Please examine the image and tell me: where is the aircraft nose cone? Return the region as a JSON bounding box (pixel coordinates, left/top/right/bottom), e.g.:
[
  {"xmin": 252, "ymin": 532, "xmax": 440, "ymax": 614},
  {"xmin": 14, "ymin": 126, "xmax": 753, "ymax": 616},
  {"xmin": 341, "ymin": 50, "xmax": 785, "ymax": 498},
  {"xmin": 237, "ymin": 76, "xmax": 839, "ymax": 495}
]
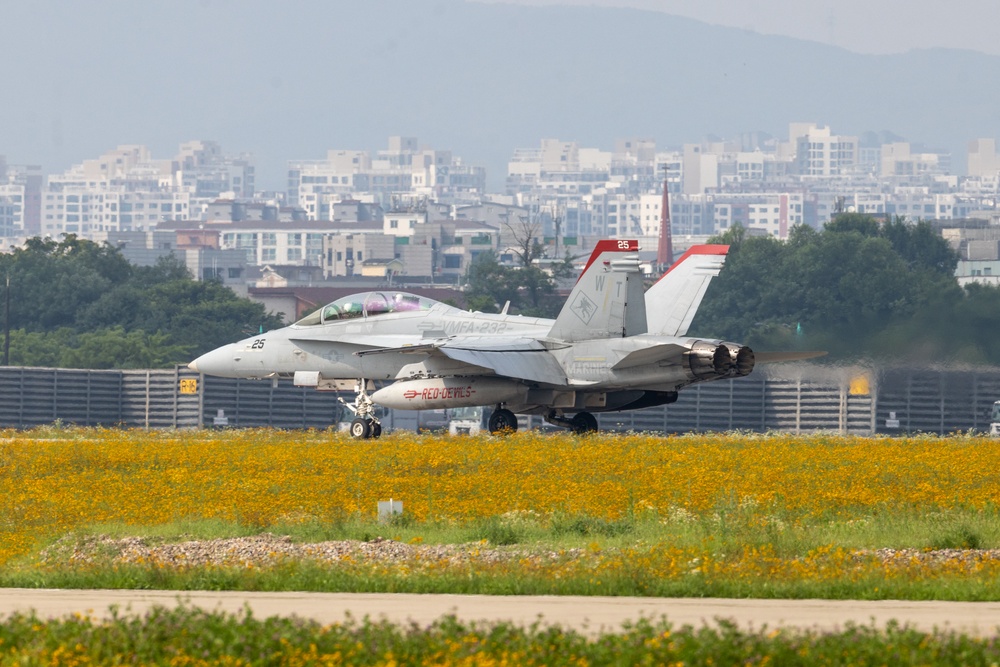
[{"xmin": 188, "ymin": 343, "xmax": 238, "ymax": 377}]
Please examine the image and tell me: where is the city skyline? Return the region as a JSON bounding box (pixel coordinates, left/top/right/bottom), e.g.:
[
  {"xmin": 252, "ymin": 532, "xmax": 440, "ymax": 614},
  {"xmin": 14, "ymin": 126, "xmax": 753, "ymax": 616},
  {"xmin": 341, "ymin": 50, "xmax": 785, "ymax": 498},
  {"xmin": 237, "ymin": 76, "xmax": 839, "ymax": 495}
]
[
  {"xmin": 3, "ymin": 0, "xmax": 1000, "ymax": 192},
  {"xmin": 10, "ymin": 123, "xmax": 1000, "ymax": 245}
]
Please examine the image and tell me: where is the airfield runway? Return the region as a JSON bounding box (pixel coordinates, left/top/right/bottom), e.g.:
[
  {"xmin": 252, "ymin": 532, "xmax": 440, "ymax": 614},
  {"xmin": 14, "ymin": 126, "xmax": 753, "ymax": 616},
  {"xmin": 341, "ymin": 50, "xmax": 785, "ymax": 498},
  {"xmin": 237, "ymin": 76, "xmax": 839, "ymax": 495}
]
[{"xmin": 2, "ymin": 590, "xmax": 1000, "ymax": 637}]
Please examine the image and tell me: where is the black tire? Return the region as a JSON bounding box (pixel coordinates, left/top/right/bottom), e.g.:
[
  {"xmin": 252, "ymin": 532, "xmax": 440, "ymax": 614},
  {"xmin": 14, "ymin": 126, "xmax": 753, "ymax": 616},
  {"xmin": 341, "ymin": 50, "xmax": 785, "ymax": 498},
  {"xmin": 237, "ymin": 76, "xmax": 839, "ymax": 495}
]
[
  {"xmin": 350, "ymin": 418, "xmax": 372, "ymax": 439},
  {"xmin": 570, "ymin": 411, "xmax": 599, "ymax": 434},
  {"xmin": 371, "ymin": 422, "xmax": 382, "ymax": 438},
  {"xmin": 488, "ymin": 408, "xmax": 518, "ymax": 434}
]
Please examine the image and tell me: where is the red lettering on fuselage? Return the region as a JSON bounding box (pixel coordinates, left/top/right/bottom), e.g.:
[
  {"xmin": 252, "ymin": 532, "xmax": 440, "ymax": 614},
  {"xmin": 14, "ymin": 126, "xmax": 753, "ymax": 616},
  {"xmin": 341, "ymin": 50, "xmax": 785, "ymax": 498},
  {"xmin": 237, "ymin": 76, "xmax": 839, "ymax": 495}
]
[{"xmin": 400, "ymin": 385, "xmax": 475, "ymax": 402}]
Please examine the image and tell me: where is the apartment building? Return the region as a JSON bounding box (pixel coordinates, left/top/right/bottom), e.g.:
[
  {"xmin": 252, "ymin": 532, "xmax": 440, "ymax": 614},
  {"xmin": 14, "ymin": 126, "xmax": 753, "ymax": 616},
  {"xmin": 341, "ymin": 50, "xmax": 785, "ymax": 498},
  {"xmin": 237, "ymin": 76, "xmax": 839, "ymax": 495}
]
[
  {"xmin": 176, "ymin": 140, "xmax": 255, "ymax": 198},
  {"xmin": 0, "ymin": 184, "xmax": 24, "ymax": 239},
  {"xmin": 506, "ymin": 139, "xmax": 614, "ymax": 196},
  {"xmin": 213, "ymin": 220, "xmax": 376, "ymax": 266},
  {"xmin": 880, "ymin": 143, "xmax": 950, "ymax": 177},
  {"xmin": 0, "ymin": 160, "xmax": 42, "ymax": 239},
  {"xmin": 42, "ymin": 179, "xmax": 191, "ymax": 236},
  {"xmin": 39, "ymin": 143, "xmax": 253, "ymax": 237},
  {"xmin": 968, "ymin": 139, "xmax": 1000, "ymax": 179},
  {"xmin": 323, "ymin": 233, "xmax": 396, "ymax": 278},
  {"xmin": 791, "ymin": 124, "xmax": 859, "ymax": 177},
  {"xmin": 289, "ymin": 137, "xmax": 486, "ymax": 215}
]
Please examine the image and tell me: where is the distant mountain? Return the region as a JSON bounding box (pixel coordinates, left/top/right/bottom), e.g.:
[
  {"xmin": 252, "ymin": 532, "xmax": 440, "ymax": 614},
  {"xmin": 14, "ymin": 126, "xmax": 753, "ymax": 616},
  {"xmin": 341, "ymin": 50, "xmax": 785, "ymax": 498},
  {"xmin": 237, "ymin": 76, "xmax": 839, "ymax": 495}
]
[{"xmin": 3, "ymin": 0, "xmax": 998, "ymax": 190}]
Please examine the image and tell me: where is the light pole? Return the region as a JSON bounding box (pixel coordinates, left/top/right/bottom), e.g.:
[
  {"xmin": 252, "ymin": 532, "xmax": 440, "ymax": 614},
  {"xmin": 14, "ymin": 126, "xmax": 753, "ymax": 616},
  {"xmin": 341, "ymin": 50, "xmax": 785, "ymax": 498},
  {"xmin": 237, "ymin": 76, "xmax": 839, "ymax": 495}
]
[{"xmin": 3, "ymin": 273, "xmax": 10, "ymax": 366}]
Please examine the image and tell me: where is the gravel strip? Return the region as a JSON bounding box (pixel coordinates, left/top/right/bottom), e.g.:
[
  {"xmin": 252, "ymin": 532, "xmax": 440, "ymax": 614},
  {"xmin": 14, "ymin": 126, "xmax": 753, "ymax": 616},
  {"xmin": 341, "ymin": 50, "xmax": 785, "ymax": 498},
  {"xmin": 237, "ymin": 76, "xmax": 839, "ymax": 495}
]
[
  {"xmin": 38, "ymin": 535, "xmax": 1000, "ymax": 571},
  {"xmin": 863, "ymin": 548, "xmax": 1000, "ymax": 565},
  {"xmin": 38, "ymin": 534, "xmax": 584, "ymax": 569}
]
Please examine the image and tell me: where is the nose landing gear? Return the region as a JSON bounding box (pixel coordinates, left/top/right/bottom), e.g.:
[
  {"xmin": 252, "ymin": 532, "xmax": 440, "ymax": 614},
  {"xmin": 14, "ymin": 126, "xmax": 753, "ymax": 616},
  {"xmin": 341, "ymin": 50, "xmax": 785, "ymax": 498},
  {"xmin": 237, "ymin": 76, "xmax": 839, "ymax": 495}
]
[{"xmin": 340, "ymin": 379, "xmax": 382, "ymax": 439}]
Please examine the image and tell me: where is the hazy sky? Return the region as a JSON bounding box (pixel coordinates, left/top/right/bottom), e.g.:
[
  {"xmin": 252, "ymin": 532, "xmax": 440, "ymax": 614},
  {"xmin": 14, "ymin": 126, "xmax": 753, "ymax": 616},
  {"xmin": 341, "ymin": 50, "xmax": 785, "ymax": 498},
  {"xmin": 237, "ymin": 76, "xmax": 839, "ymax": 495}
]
[
  {"xmin": 479, "ymin": 0, "xmax": 1000, "ymax": 55},
  {"xmin": 5, "ymin": 0, "xmax": 998, "ymax": 189}
]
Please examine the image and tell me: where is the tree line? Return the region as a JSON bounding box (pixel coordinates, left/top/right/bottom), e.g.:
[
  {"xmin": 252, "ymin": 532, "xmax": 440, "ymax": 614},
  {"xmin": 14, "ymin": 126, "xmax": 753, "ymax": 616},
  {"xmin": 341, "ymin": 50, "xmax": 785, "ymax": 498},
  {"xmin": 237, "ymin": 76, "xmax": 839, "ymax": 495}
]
[
  {"xmin": 464, "ymin": 213, "xmax": 1000, "ymax": 365},
  {"xmin": 2, "ymin": 236, "xmax": 282, "ymax": 369},
  {"xmin": 7, "ymin": 215, "xmax": 999, "ymax": 370},
  {"xmin": 691, "ymin": 214, "xmax": 1000, "ymax": 364}
]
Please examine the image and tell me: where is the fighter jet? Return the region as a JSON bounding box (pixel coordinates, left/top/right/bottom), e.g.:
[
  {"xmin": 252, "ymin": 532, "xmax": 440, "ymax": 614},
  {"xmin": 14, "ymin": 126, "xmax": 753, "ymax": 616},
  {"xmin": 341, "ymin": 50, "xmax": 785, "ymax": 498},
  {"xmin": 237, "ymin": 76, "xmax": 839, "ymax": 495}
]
[{"xmin": 189, "ymin": 240, "xmax": 755, "ymax": 438}]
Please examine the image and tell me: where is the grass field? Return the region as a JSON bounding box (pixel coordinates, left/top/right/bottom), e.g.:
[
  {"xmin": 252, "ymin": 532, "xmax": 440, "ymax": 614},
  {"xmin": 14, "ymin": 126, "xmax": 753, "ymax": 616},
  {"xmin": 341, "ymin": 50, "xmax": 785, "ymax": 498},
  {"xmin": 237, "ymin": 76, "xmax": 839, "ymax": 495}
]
[
  {"xmin": 6, "ymin": 426, "xmax": 1000, "ymax": 662},
  {"xmin": 3, "ymin": 427, "xmax": 1000, "ymax": 600},
  {"xmin": 4, "ymin": 606, "xmax": 1000, "ymax": 666}
]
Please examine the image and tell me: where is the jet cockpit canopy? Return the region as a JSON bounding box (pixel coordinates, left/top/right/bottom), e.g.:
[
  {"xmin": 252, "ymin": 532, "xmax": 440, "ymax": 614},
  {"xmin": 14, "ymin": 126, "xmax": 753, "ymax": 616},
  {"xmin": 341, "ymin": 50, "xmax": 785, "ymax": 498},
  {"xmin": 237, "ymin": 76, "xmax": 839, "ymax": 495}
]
[{"xmin": 294, "ymin": 291, "xmax": 438, "ymax": 326}]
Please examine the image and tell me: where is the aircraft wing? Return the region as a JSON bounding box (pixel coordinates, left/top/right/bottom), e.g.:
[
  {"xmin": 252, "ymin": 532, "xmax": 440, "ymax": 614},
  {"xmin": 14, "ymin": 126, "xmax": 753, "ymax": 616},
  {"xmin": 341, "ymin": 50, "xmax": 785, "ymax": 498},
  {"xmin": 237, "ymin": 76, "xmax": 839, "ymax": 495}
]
[
  {"xmin": 358, "ymin": 336, "xmax": 567, "ymax": 385},
  {"xmin": 437, "ymin": 336, "xmax": 567, "ymax": 385}
]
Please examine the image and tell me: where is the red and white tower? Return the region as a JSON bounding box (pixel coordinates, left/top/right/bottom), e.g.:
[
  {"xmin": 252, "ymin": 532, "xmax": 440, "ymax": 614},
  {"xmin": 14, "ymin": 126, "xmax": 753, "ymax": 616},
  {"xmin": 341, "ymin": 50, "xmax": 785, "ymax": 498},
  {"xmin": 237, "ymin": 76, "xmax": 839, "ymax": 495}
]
[{"xmin": 656, "ymin": 177, "xmax": 674, "ymax": 270}]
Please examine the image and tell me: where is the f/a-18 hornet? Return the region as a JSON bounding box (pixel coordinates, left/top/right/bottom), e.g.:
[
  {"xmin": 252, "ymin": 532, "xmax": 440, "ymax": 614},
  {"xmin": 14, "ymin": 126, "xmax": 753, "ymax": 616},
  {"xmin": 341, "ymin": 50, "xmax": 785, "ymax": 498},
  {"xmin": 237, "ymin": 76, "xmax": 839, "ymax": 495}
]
[{"xmin": 190, "ymin": 240, "xmax": 785, "ymax": 438}]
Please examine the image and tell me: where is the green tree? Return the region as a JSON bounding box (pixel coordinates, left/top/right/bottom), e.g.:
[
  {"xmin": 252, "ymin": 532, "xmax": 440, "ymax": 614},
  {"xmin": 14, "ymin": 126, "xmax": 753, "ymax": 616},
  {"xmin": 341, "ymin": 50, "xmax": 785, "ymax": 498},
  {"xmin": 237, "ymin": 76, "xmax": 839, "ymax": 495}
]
[
  {"xmin": 462, "ymin": 251, "xmax": 560, "ymax": 317},
  {"xmin": 463, "ymin": 251, "xmax": 520, "ymax": 313},
  {"xmin": 691, "ymin": 216, "xmax": 976, "ymax": 361},
  {"xmin": 688, "ymin": 225, "xmax": 788, "ymax": 344},
  {"xmin": 2, "ymin": 237, "xmax": 282, "ymax": 368},
  {"xmin": 0, "ymin": 235, "xmax": 135, "ymax": 332}
]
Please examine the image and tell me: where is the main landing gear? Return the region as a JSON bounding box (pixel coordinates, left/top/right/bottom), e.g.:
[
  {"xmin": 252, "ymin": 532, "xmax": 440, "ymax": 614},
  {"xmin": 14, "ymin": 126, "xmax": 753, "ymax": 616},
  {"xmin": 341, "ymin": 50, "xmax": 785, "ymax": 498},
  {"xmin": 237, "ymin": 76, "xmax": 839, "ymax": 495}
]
[
  {"xmin": 547, "ymin": 410, "xmax": 599, "ymax": 434},
  {"xmin": 339, "ymin": 379, "xmax": 382, "ymax": 439},
  {"xmin": 488, "ymin": 407, "xmax": 518, "ymax": 434}
]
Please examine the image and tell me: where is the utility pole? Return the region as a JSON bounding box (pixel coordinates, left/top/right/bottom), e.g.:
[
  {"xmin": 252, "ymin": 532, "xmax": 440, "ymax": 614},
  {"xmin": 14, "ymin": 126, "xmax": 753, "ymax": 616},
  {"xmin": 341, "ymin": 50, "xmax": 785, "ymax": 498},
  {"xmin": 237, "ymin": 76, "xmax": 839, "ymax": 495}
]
[
  {"xmin": 554, "ymin": 206, "xmax": 561, "ymax": 258},
  {"xmin": 3, "ymin": 273, "xmax": 10, "ymax": 366}
]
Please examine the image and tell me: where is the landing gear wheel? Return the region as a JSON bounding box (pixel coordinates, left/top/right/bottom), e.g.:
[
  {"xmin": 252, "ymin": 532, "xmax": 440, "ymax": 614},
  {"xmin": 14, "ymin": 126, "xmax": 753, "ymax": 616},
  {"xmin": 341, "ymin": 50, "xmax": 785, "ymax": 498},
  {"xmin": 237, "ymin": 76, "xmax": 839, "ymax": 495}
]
[
  {"xmin": 340, "ymin": 379, "xmax": 381, "ymax": 439},
  {"xmin": 570, "ymin": 411, "xmax": 599, "ymax": 434},
  {"xmin": 488, "ymin": 408, "xmax": 518, "ymax": 434},
  {"xmin": 350, "ymin": 417, "xmax": 372, "ymax": 439}
]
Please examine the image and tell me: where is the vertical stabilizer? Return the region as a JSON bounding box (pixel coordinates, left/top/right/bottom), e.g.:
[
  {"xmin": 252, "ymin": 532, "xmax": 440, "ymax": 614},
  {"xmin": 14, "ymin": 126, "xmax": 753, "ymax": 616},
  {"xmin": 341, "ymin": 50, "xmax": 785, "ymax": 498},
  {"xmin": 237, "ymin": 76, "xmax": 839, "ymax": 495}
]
[
  {"xmin": 548, "ymin": 240, "xmax": 647, "ymax": 342},
  {"xmin": 645, "ymin": 244, "xmax": 728, "ymax": 336}
]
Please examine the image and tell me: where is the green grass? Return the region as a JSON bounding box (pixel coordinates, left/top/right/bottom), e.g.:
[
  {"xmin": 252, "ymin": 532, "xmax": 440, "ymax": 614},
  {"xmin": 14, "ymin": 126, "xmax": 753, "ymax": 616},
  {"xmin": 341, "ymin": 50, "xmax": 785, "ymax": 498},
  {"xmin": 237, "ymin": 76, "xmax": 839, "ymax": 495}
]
[
  {"xmin": 1, "ymin": 606, "xmax": 998, "ymax": 666},
  {"xmin": 6, "ymin": 509, "xmax": 1000, "ymax": 659},
  {"xmin": 9, "ymin": 559, "xmax": 1000, "ymax": 601},
  {"xmin": 5, "ymin": 508, "xmax": 1000, "ymax": 600},
  {"xmin": 32, "ymin": 504, "xmax": 1000, "ymax": 555}
]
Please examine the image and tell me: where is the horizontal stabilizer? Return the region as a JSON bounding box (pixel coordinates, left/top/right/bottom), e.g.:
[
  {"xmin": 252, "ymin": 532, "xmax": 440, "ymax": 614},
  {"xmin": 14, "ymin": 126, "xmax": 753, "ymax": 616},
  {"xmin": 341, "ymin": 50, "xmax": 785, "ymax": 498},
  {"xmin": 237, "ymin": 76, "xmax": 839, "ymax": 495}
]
[{"xmin": 754, "ymin": 351, "xmax": 827, "ymax": 363}]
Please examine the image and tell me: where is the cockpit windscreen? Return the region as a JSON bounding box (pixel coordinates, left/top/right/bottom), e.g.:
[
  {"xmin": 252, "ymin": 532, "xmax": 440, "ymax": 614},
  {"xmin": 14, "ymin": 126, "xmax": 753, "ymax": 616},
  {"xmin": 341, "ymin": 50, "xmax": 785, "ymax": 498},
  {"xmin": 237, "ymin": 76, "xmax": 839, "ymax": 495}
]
[{"xmin": 294, "ymin": 291, "xmax": 438, "ymax": 326}]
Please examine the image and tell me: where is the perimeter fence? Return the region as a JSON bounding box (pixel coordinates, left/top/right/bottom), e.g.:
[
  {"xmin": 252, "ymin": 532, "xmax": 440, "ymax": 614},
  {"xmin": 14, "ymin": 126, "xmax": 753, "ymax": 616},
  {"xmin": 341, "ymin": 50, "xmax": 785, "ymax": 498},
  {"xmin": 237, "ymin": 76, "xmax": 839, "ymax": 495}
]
[{"xmin": 0, "ymin": 364, "xmax": 996, "ymax": 435}]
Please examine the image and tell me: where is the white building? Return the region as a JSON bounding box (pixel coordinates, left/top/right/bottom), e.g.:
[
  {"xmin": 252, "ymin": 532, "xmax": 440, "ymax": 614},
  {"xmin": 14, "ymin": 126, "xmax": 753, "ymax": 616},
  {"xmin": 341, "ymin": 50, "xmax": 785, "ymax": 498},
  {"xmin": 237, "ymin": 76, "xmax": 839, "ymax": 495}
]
[
  {"xmin": 289, "ymin": 137, "xmax": 485, "ymax": 215},
  {"xmin": 42, "ymin": 179, "xmax": 190, "ymax": 236},
  {"xmin": 38, "ymin": 142, "xmax": 255, "ymax": 237},
  {"xmin": 176, "ymin": 140, "xmax": 255, "ymax": 198},
  {"xmin": 880, "ymin": 143, "xmax": 949, "ymax": 177},
  {"xmin": 790, "ymin": 124, "xmax": 859, "ymax": 177},
  {"xmin": 383, "ymin": 209, "xmax": 427, "ymax": 238},
  {"xmin": 968, "ymin": 138, "xmax": 1000, "ymax": 178},
  {"xmin": 0, "ymin": 183, "xmax": 25, "ymax": 239},
  {"xmin": 216, "ymin": 221, "xmax": 363, "ymax": 266}
]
